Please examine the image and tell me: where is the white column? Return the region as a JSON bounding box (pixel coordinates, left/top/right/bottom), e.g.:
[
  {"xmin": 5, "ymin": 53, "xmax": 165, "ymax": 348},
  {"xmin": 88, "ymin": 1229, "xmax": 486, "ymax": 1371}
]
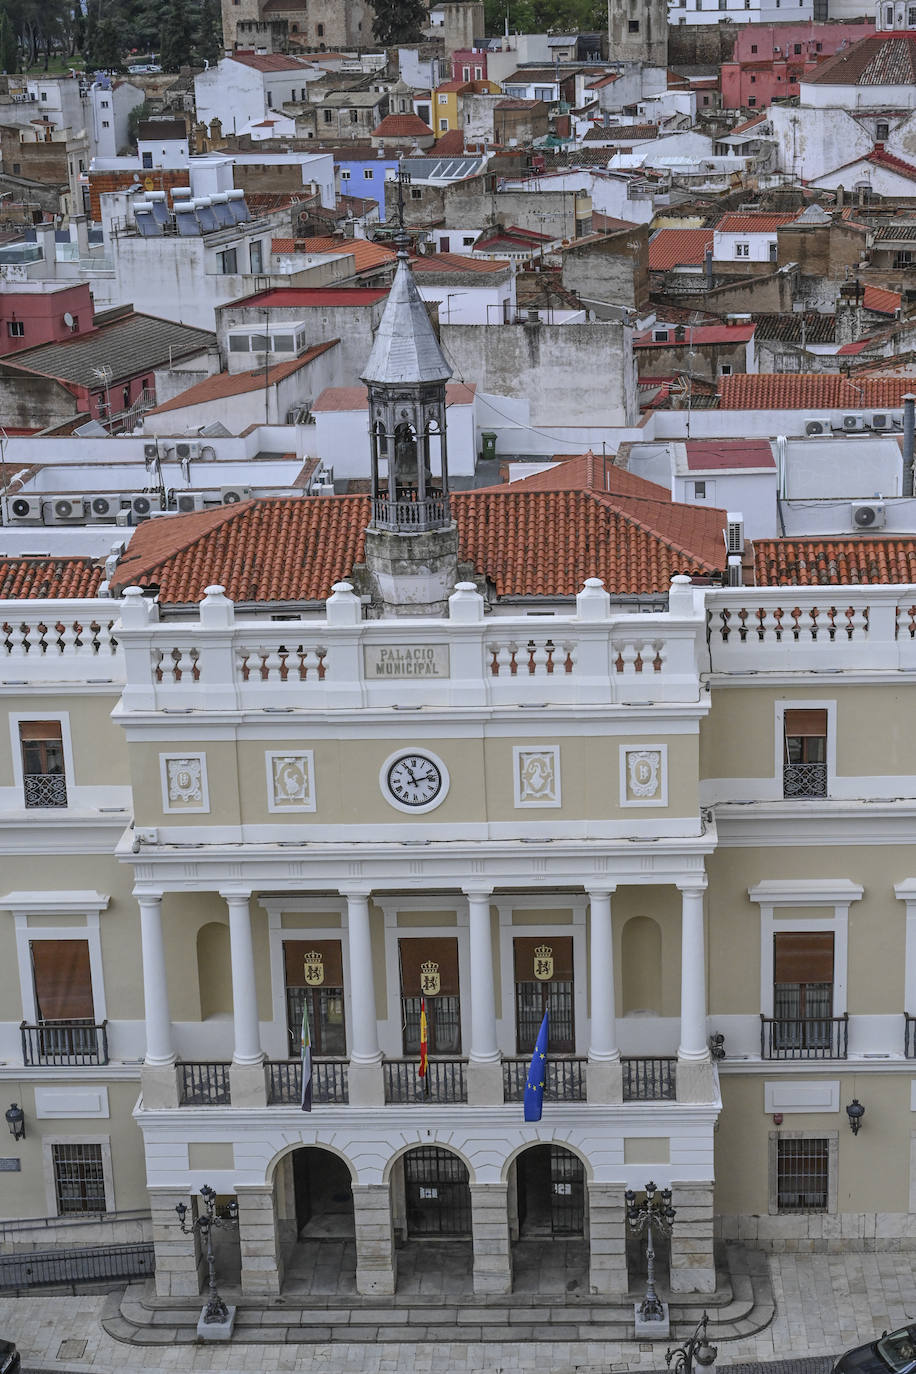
[
  {"xmin": 678, "ymin": 881, "xmax": 709, "ymax": 1061},
  {"xmin": 345, "ymin": 889, "xmax": 382, "ymax": 1064},
  {"xmin": 137, "ymin": 892, "xmax": 175, "ymax": 1066},
  {"xmin": 586, "ymin": 885, "xmax": 619, "ymax": 1062},
  {"xmin": 223, "ymin": 890, "xmax": 264, "ymax": 1065},
  {"xmin": 464, "ymin": 886, "xmax": 499, "ymax": 1064}
]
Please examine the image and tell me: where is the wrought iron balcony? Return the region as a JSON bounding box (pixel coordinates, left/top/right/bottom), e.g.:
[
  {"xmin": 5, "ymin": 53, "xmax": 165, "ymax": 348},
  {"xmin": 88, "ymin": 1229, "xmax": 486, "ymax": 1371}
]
[
  {"xmin": 782, "ymin": 763, "xmax": 827, "ymax": 798},
  {"xmin": 760, "ymin": 1012, "xmax": 848, "ymax": 1059},
  {"xmin": 20, "ymin": 1020, "xmax": 108, "ymax": 1066},
  {"xmin": 621, "ymin": 1056, "xmax": 677, "ymax": 1101},
  {"xmin": 384, "ymin": 1057, "xmax": 467, "ymax": 1104},
  {"xmin": 23, "ymin": 773, "xmax": 67, "ymax": 808},
  {"xmin": 502, "ymin": 1056, "xmax": 586, "ymax": 1102},
  {"xmin": 371, "ymin": 493, "xmax": 450, "ymax": 533},
  {"xmin": 267, "ymin": 1058, "xmax": 349, "ymax": 1105},
  {"xmin": 178, "ymin": 1062, "xmax": 231, "ymax": 1105}
]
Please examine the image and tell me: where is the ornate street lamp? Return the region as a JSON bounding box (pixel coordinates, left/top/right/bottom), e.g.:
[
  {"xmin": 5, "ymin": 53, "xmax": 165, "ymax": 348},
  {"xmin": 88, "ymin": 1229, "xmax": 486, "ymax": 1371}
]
[
  {"xmin": 626, "ymin": 1180, "xmax": 676, "ymax": 1325},
  {"xmin": 846, "ymin": 1099, "xmax": 865, "ymax": 1135},
  {"xmin": 5, "ymin": 1104, "xmax": 24, "ymax": 1141},
  {"xmin": 175, "ymin": 1184, "xmax": 239, "ymax": 1338},
  {"xmin": 667, "ymin": 1311, "xmax": 718, "ymax": 1374}
]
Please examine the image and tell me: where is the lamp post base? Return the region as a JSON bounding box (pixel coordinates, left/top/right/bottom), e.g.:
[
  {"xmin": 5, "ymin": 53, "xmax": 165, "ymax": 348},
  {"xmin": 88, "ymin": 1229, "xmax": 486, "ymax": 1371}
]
[
  {"xmin": 197, "ymin": 1304, "xmax": 236, "ymax": 1341},
  {"xmin": 634, "ymin": 1301, "xmax": 670, "ymax": 1340}
]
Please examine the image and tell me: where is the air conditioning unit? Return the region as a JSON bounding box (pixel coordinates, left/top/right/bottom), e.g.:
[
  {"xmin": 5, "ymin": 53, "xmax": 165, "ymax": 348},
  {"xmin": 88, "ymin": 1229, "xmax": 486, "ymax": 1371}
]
[
  {"xmin": 851, "ymin": 501, "xmax": 886, "ymax": 530},
  {"xmin": 220, "ymin": 486, "xmax": 252, "ymax": 504},
  {"xmin": 4, "ymin": 494, "xmax": 42, "ymax": 524},
  {"xmin": 130, "ymin": 492, "xmax": 162, "ymax": 522},
  {"xmin": 176, "ymin": 491, "xmax": 206, "ymax": 514},
  {"xmin": 842, "ymin": 413, "xmax": 866, "ymax": 432},
  {"xmin": 804, "ymin": 416, "xmax": 832, "ymax": 436},
  {"xmin": 725, "ymin": 512, "xmax": 744, "ymax": 555},
  {"xmin": 175, "ymin": 440, "xmax": 200, "ymax": 461},
  {"xmin": 869, "ymin": 411, "xmax": 896, "ymax": 430},
  {"xmin": 46, "ymin": 496, "xmax": 86, "ymax": 524},
  {"xmin": 87, "ymin": 494, "xmax": 122, "ymax": 523},
  {"xmin": 286, "ymin": 406, "xmax": 312, "ymax": 425},
  {"xmin": 143, "ymin": 442, "xmax": 158, "ymax": 461}
]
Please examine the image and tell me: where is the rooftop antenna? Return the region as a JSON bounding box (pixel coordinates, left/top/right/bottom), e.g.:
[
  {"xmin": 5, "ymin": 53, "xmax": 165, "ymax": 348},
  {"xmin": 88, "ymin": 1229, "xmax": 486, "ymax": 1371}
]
[{"xmin": 394, "ymin": 161, "xmax": 411, "ymax": 256}]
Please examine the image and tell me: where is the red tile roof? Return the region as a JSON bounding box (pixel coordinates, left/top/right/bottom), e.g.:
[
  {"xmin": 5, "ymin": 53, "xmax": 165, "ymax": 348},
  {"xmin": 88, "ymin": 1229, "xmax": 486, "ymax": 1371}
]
[
  {"xmin": 273, "ymin": 236, "xmax": 396, "ymax": 273},
  {"xmin": 232, "ymin": 286, "xmax": 388, "ymax": 309},
  {"xmin": 802, "ymin": 32, "xmax": 916, "ymax": 86},
  {"xmin": 648, "ymin": 228, "xmax": 714, "ymax": 271},
  {"xmin": 685, "ymin": 439, "xmax": 775, "ymax": 470},
  {"xmin": 433, "ymin": 129, "xmax": 466, "ymax": 155},
  {"xmin": 411, "ymin": 252, "xmax": 510, "ymax": 273},
  {"xmin": 868, "ymin": 147, "xmax": 916, "ymax": 182},
  {"xmin": 0, "ymin": 557, "xmax": 103, "ymax": 599},
  {"xmin": 147, "ymin": 343, "xmax": 339, "ymax": 415},
  {"xmin": 109, "ymin": 481, "xmax": 727, "ymax": 605},
  {"xmin": 755, "ymin": 538, "xmax": 916, "ymax": 586},
  {"xmin": 371, "ymin": 113, "xmax": 434, "ymax": 138},
  {"xmin": 719, "ymin": 372, "xmax": 915, "ymax": 409},
  {"xmin": 715, "ymin": 212, "xmax": 797, "ymax": 233},
  {"xmin": 230, "ymin": 52, "xmax": 314, "ymax": 72}
]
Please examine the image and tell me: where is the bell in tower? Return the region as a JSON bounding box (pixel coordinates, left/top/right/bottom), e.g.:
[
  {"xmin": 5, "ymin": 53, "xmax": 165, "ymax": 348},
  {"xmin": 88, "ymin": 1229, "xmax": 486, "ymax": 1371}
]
[{"xmin": 361, "ymin": 169, "xmax": 459, "ymax": 618}]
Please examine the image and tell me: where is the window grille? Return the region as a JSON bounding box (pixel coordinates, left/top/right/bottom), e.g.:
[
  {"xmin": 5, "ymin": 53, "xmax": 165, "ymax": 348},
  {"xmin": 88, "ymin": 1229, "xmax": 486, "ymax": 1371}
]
[
  {"xmin": 777, "ymin": 1137, "xmax": 828, "ymax": 1211},
  {"xmin": 52, "ymin": 1142, "xmax": 106, "ymax": 1215}
]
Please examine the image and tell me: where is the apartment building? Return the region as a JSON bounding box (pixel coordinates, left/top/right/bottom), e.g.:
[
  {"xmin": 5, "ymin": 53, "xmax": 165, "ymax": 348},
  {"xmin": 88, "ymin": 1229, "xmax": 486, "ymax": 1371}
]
[{"xmin": 3, "ymin": 253, "xmax": 916, "ymax": 1305}]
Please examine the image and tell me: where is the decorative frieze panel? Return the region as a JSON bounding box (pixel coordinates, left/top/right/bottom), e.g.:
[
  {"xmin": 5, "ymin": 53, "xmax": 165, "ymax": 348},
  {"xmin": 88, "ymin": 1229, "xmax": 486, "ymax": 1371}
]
[
  {"xmin": 513, "ymin": 746, "xmax": 561, "ymax": 808},
  {"xmin": 619, "ymin": 745, "xmax": 668, "ymax": 808},
  {"xmin": 266, "ymin": 751, "xmax": 316, "ymax": 813},
  {"xmin": 160, "ymin": 753, "xmax": 209, "ymax": 814}
]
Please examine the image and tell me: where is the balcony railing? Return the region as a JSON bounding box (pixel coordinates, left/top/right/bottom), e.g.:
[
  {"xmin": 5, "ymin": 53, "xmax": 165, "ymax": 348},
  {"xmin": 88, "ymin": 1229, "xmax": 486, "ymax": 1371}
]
[
  {"xmin": 384, "ymin": 1058, "xmax": 468, "ymax": 1103},
  {"xmin": 178, "ymin": 1062, "xmax": 231, "ymax": 1105},
  {"xmin": 782, "ymin": 762, "xmax": 827, "ymax": 798},
  {"xmin": 622, "ymin": 1056, "xmax": 676, "ymax": 1101},
  {"xmin": 371, "ymin": 494, "xmax": 451, "ymax": 533},
  {"xmin": 21, "ymin": 1020, "xmax": 108, "ymax": 1066},
  {"xmin": 906, "ymin": 1014, "xmax": 916, "ymax": 1059},
  {"xmin": 267, "ymin": 1058, "xmax": 349, "ymax": 1105},
  {"xmin": 23, "ymin": 773, "xmax": 67, "ymax": 808},
  {"xmin": 760, "ymin": 1013, "xmax": 848, "ymax": 1060},
  {"xmin": 502, "ymin": 1056, "xmax": 586, "ymax": 1102}
]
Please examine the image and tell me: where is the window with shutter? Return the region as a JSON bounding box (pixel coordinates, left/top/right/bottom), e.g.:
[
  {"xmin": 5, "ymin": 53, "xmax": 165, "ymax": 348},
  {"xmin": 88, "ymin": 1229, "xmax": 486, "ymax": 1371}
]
[
  {"xmin": 783, "ymin": 708, "xmax": 828, "ymax": 797},
  {"xmin": 513, "ymin": 936, "xmax": 574, "ymax": 1053},
  {"xmin": 19, "ymin": 721, "xmax": 67, "ymax": 808},
  {"xmin": 283, "ymin": 940, "xmax": 345, "ymax": 1057},
  {"xmin": 399, "ymin": 938, "xmax": 461, "ymax": 1054},
  {"xmin": 773, "ymin": 931, "xmax": 833, "ymax": 1050}
]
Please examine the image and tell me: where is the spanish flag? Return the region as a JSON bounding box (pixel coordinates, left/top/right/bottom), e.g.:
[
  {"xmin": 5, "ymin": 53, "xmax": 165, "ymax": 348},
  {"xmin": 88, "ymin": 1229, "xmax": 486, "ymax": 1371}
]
[{"xmin": 418, "ymin": 997, "xmax": 430, "ymax": 1095}]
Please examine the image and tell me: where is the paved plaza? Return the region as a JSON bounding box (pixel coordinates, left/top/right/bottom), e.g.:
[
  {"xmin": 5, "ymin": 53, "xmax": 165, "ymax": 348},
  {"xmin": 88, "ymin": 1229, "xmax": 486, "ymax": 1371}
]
[{"xmin": 3, "ymin": 1250, "xmax": 916, "ymax": 1374}]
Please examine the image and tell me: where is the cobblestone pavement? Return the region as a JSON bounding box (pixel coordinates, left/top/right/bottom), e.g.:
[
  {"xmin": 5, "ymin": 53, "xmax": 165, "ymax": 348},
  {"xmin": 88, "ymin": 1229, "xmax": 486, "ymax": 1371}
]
[{"xmin": 5, "ymin": 1252, "xmax": 916, "ymax": 1374}]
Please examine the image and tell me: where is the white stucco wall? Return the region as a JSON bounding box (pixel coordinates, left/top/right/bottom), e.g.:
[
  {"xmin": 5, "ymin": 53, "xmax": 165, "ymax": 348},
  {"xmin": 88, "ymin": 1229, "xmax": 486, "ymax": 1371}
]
[
  {"xmin": 767, "ymin": 103, "xmax": 873, "ymax": 180},
  {"xmin": 313, "ymin": 399, "xmax": 478, "ymax": 478}
]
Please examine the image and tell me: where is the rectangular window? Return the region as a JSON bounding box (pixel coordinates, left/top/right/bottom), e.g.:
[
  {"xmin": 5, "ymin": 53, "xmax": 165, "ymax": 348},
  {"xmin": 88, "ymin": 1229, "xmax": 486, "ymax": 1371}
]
[
  {"xmin": 363, "ymin": 168, "xmax": 373, "ymax": 179},
  {"xmin": 748, "ymin": 96, "xmax": 756, "ymax": 106},
  {"xmin": 654, "ymin": 328, "xmax": 668, "ymax": 341},
  {"xmin": 439, "ymin": 118, "xmax": 449, "ymax": 131},
  {"xmin": 27, "ymin": 938, "xmax": 102, "ymax": 1064},
  {"xmin": 783, "ymin": 708, "xmax": 827, "ymax": 797},
  {"xmin": 323, "ymin": 108, "xmax": 333, "ymax": 123},
  {"xmin": 877, "ymin": 122, "xmax": 889, "ymax": 140},
  {"xmin": 101, "ymin": 120, "xmax": 109, "ymax": 128},
  {"xmin": 411, "ymin": 187, "xmax": 422, "ymax": 199},
  {"xmin": 19, "ymin": 720, "xmax": 66, "ymax": 807},
  {"xmin": 141, "ymin": 151, "xmax": 153, "ymax": 169},
  {"xmin": 474, "ymin": 66, "xmax": 482, "ymax": 78},
  {"xmin": 266, "ymin": 91, "xmax": 273, "ymax": 107},
  {"xmin": 750, "ymin": 74, "xmax": 756, "ymax": 83},
  {"xmin": 750, "ymin": 43, "xmax": 758, "ymax": 51},
  {"xmin": 52, "ymin": 1142, "xmax": 106, "ymax": 1215},
  {"xmin": 399, "ymin": 938, "xmax": 461, "ymax": 1055},
  {"xmin": 438, "ymin": 94, "xmax": 449, "ymax": 104},
  {"xmin": 794, "ymin": 42, "xmax": 802, "ymax": 53},
  {"xmin": 462, "ymin": 65, "xmax": 470, "ymax": 79},
  {"xmin": 693, "ymin": 481, "xmax": 707, "ymax": 498},
  {"xmin": 249, "ymin": 240, "xmax": 263, "ymax": 275},
  {"xmin": 340, "ymin": 168, "xmax": 351, "ymax": 180},
  {"xmin": 7, "ymin": 320, "xmax": 24, "ymax": 337},
  {"xmin": 776, "ymin": 1137, "xmax": 829, "ymax": 1212},
  {"xmin": 218, "ymin": 248, "xmax": 238, "ymax": 274},
  {"xmin": 720, "ymin": 364, "xmax": 732, "ymax": 376},
  {"xmin": 514, "ymin": 936, "xmax": 574, "ymax": 1054},
  {"xmin": 773, "ymin": 930, "xmax": 834, "ymax": 1052},
  {"xmin": 283, "ymin": 940, "xmax": 346, "ymax": 1057},
  {"xmin": 228, "ymin": 333, "xmax": 250, "ymax": 352},
  {"xmin": 628, "ymin": 18, "xmax": 640, "ymax": 30},
  {"xmin": 735, "ymin": 243, "xmax": 750, "ymax": 257},
  {"xmin": 350, "ymin": 109, "xmax": 358, "ymax": 124}
]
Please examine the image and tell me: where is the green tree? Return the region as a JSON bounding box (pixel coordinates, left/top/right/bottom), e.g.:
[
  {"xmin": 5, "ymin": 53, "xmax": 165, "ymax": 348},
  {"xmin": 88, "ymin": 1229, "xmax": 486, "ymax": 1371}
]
[
  {"xmin": 0, "ymin": 7, "xmax": 18, "ymax": 71},
  {"xmin": 372, "ymin": 0, "xmax": 427, "ymax": 44},
  {"xmin": 126, "ymin": 96, "xmax": 151, "ymax": 144},
  {"xmin": 83, "ymin": 7, "xmax": 126, "ymax": 70},
  {"xmin": 195, "ymin": 0, "xmax": 221, "ymax": 65},
  {"xmin": 159, "ymin": 0, "xmax": 192, "ymax": 71}
]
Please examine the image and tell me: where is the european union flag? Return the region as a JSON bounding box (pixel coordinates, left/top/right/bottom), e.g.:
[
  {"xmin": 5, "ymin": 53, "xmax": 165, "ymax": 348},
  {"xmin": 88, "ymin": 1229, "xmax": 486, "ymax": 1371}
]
[{"xmin": 524, "ymin": 1010, "xmax": 549, "ymax": 1122}]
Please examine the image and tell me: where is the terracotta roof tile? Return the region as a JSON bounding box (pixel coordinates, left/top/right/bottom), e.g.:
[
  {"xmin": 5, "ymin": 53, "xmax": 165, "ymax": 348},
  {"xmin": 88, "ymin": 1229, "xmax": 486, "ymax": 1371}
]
[
  {"xmin": 0, "ymin": 556, "xmax": 103, "ymax": 599},
  {"xmin": 719, "ymin": 372, "xmax": 915, "ymax": 408},
  {"xmin": 272, "ymin": 236, "xmax": 396, "ymax": 273},
  {"xmin": 146, "ymin": 343, "xmax": 340, "ymax": 415},
  {"xmin": 863, "ymin": 283, "xmax": 902, "ymax": 315},
  {"xmin": 109, "ymin": 483, "xmax": 727, "ymax": 605},
  {"xmin": 371, "ymin": 113, "xmax": 434, "ymax": 137},
  {"xmin": 648, "ymin": 228, "xmax": 714, "ymax": 271},
  {"xmin": 755, "ymin": 537, "xmax": 916, "ymax": 586},
  {"xmin": 715, "ymin": 212, "xmax": 797, "ymax": 233},
  {"xmin": 410, "ymin": 252, "xmax": 510, "ymax": 273}
]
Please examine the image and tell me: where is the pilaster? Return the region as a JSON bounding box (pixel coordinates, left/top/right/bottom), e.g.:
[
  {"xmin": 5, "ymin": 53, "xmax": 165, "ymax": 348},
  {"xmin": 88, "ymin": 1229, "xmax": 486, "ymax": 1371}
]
[
  {"xmin": 669, "ymin": 1181, "xmax": 716, "ymax": 1294},
  {"xmin": 229, "ymin": 1061, "xmax": 269, "ymax": 1107},
  {"xmin": 587, "ymin": 1181, "xmax": 628, "ymax": 1296},
  {"xmin": 236, "ymin": 1184, "xmax": 283, "ymax": 1297},
  {"xmin": 141, "ymin": 1063, "xmax": 180, "ymax": 1109},
  {"xmin": 353, "ymin": 1183, "xmax": 397, "ymax": 1295},
  {"xmin": 470, "ymin": 1183, "xmax": 512, "ymax": 1295},
  {"xmin": 149, "ymin": 1187, "xmax": 205, "ymax": 1298}
]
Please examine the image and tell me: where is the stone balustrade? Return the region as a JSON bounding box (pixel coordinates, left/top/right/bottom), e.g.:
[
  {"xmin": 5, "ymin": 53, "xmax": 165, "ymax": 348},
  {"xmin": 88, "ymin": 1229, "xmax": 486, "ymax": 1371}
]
[{"xmin": 0, "ymin": 600, "xmax": 122, "ymax": 683}]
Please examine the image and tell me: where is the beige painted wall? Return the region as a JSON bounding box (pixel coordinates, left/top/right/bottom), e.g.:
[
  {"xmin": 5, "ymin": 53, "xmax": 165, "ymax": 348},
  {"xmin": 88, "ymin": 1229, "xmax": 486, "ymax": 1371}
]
[{"xmin": 0, "ymin": 693, "xmax": 128, "ymax": 787}]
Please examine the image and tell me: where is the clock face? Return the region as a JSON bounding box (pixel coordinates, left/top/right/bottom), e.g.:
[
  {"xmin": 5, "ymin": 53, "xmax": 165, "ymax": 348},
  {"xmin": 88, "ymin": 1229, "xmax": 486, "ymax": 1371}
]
[{"xmin": 385, "ymin": 753, "xmax": 443, "ymax": 808}]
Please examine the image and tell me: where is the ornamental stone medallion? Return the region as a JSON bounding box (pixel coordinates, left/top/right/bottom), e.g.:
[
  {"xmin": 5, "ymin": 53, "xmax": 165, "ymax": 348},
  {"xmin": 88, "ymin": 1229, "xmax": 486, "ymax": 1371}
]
[
  {"xmin": 161, "ymin": 754, "xmax": 209, "ymax": 812},
  {"xmin": 622, "ymin": 746, "xmax": 666, "ymax": 805},
  {"xmin": 514, "ymin": 746, "xmax": 561, "ymax": 807},
  {"xmin": 267, "ymin": 752, "xmax": 315, "ymax": 812}
]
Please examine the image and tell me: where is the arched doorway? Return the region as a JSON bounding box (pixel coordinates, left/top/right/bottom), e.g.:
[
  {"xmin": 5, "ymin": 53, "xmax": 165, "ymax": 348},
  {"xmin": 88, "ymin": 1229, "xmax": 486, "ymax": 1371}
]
[
  {"xmin": 391, "ymin": 1146, "xmax": 473, "ymax": 1295},
  {"xmin": 277, "ymin": 1147, "xmax": 356, "ymax": 1294},
  {"xmin": 509, "ymin": 1144, "xmax": 588, "ymax": 1294}
]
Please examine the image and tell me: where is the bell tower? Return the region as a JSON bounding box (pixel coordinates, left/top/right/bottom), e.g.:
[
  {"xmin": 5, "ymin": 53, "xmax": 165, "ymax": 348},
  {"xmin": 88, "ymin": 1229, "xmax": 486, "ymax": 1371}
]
[
  {"xmin": 362, "ymin": 170, "xmax": 459, "ymax": 618},
  {"xmin": 608, "ymin": 0, "xmax": 668, "ymax": 68}
]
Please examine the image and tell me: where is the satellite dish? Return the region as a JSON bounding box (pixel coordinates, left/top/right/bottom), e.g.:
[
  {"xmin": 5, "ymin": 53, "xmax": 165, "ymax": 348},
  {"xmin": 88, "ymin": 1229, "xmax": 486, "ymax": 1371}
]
[{"xmin": 63, "ymin": 311, "xmax": 74, "ymax": 328}]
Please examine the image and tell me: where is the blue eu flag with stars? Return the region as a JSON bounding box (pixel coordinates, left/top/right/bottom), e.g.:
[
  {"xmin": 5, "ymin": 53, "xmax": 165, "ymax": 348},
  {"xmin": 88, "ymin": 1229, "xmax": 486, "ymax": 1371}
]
[{"xmin": 524, "ymin": 1010, "xmax": 549, "ymax": 1122}]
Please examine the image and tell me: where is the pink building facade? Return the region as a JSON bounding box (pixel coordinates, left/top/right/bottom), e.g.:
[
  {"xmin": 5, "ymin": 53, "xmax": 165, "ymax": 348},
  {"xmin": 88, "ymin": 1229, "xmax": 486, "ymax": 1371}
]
[{"xmin": 721, "ymin": 20, "xmax": 875, "ymax": 108}]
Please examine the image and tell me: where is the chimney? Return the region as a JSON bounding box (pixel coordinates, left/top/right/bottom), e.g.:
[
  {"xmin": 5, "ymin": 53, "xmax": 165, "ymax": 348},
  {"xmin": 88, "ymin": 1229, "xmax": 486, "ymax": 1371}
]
[
  {"xmin": 71, "ymin": 213, "xmax": 90, "ymax": 257},
  {"xmin": 33, "ymin": 220, "xmax": 56, "ymax": 274},
  {"xmin": 904, "ymin": 392, "xmax": 915, "ymax": 498}
]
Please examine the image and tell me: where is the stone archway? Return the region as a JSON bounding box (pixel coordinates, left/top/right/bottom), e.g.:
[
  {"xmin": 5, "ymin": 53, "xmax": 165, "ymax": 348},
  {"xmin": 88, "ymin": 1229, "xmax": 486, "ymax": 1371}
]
[
  {"xmin": 274, "ymin": 1146, "xmax": 356, "ymax": 1296},
  {"xmin": 390, "ymin": 1145, "xmax": 473, "ymax": 1296}
]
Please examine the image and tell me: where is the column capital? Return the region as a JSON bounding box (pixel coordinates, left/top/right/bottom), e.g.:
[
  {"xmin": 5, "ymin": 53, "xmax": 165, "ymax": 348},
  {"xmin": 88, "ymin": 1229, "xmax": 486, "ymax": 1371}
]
[
  {"xmin": 677, "ymin": 877, "xmax": 708, "ymax": 896},
  {"xmin": 133, "ymin": 888, "xmax": 164, "ymax": 903},
  {"xmin": 340, "ymin": 886, "xmax": 372, "ymax": 901},
  {"xmin": 585, "ymin": 883, "xmax": 617, "ymax": 899},
  {"xmin": 219, "ymin": 887, "xmax": 253, "ymax": 903},
  {"xmin": 462, "ymin": 885, "xmax": 494, "ymax": 900}
]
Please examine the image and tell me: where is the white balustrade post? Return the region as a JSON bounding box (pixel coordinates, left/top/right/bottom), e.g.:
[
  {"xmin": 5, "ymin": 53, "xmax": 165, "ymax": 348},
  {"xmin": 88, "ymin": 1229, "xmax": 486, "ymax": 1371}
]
[
  {"xmin": 344, "ymin": 888, "xmax": 384, "ymax": 1106},
  {"xmin": 223, "ymin": 889, "xmax": 267, "ymax": 1106},
  {"xmin": 677, "ymin": 879, "xmax": 714, "ymax": 1103},
  {"xmin": 137, "ymin": 891, "xmax": 179, "ymax": 1108},
  {"xmin": 586, "ymin": 885, "xmax": 622, "ymax": 1103},
  {"xmin": 464, "ymin": 887, "xmax": 501, "ymax": 1104}
]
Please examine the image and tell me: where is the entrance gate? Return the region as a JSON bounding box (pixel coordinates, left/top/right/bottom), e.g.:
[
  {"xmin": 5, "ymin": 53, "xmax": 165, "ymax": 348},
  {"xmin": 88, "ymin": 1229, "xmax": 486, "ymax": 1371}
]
[
  {"xmin": 517, "ymin": 1144, "xmax": 585, "ymax": 1236},
  {"xmin": 404, "ymin": 1147, "xmax": 471, "ymax": 1237}
]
